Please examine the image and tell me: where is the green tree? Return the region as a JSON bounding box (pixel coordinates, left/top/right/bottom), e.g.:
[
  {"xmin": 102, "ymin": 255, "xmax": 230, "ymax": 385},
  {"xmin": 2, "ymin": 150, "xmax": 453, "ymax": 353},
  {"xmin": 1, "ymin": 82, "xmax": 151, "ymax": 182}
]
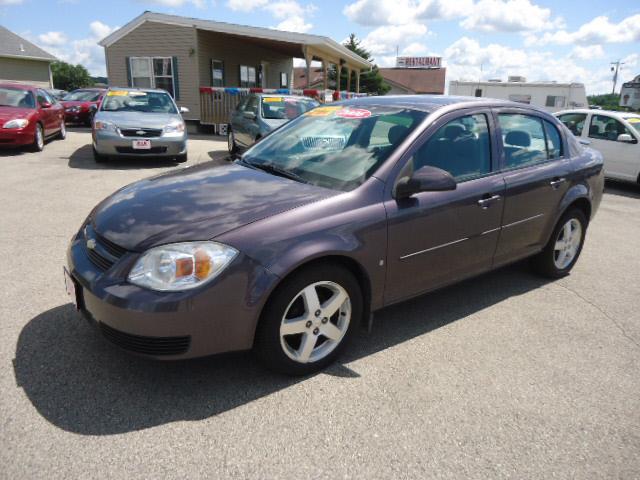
[
  {"xmin": 587, "ymin": 93, "xmax": 625, "ymax": 111},
  {"xmin": 330, "ymin": 34, "xmax": 390, "ymax": 96},
  {"xmin": 51, "ymin": 61, "xmax": 93, "ymax": 91}
]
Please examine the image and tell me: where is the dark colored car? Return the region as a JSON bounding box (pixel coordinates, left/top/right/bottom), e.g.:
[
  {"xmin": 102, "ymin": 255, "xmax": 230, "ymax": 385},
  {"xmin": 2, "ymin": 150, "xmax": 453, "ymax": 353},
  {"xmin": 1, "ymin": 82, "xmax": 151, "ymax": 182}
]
[
  {"xmin": 0, "ymin": 83, "xmax": 66, "ymax": 151},
  {"xmin": 46, "ymin": 88, "xmax": 68, "ymax": 101},
  {"xmin": 66, "ymin": 96, "xmax": 604, "ymax": 375},
  {"xmin": 61, "ymin": 88, "xmax": 106, "ymax": 125},
  {"xmin": 228, "ymin": 93, "xmax": 319, "ymax": 154}
]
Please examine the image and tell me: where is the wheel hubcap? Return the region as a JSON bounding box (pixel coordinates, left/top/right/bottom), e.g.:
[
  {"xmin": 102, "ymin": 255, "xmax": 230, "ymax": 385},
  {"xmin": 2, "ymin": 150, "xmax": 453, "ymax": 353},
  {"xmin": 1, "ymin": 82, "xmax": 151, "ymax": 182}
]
[
  {"xmin": 553, "ymin": 218, "xmax": 582, "ymax": 269},
  {"xmin": 36, "ymin": 127, "xmax": 43, "ymax": 148},
  {"xmin": 279, "ymin": 281, "xmax": 351, "ymax": 364}
]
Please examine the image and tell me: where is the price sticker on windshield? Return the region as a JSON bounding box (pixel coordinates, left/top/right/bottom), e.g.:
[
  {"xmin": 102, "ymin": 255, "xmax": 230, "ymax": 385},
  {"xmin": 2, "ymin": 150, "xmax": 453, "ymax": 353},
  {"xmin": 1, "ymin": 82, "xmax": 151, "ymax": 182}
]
[
  {"xmin": 306, "ymin": 106, "xmax": 341, "ymax": 117},
  {"xmin": 263, "ymin": 97, "xmax": 283, "ymax": 103},
  {"xmin": 335, "ymin": 108, "xmax": 372, "ymax": 119},
  {"xmin": 108, "ymin": 90, "xmax": 129, "ymax": 96}
]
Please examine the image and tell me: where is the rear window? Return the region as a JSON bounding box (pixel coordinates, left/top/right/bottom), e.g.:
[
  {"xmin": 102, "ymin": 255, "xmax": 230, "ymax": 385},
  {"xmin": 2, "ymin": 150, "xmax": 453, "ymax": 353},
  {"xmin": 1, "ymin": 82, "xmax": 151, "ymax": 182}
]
[
  {"xmin": 0, "ymin": 87, "xmax": 35, "ymax": 109},
  {"xmin": 100, "ymin": 90, "xmax": 177, "ymax": 114},
  {"xmin": 261, "ymin": 97, "xmax": 318, "ymax": 120},
  {"xmin": 63, "ymin": 90, "xmax": 102, "ymax": 102}
]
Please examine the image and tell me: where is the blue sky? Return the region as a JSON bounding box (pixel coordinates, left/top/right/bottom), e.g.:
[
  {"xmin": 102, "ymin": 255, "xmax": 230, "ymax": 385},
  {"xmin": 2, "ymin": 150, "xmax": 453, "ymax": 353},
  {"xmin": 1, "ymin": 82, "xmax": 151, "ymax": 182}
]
[{"xmin": 1, "ymin": 0, "xmax": 638, "ymax": 94}]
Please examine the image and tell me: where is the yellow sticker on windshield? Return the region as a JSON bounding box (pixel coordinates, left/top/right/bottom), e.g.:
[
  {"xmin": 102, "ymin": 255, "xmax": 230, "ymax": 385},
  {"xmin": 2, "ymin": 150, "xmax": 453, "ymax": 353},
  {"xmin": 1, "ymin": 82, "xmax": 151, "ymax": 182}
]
[
  {"xmin": 628, "ymin": 118, "xmax": 640, "ymax": 124},
  {"xmin": 263, "ymin": 97, "xmax": 283, "ymax": 103},
  {"xmin": 107, "ymin": 90, "xmax": 128, "ymax": 96},
  {"xmin": 306, "ymin": 106, "xmax": 340, "ymax": 117}
]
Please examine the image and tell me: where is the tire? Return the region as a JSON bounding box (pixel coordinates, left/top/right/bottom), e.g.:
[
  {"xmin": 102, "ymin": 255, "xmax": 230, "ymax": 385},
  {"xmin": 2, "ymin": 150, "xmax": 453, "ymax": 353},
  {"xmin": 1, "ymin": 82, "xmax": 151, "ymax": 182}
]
[
  {"xmin": 254, "ymin": 264, "xmax": 363, "ymax": 376},
  {"xmin": 58, "ymin": 120, "xmax": 66, "ymax": 140},
  {"xmin": 531, "ymin": 208, "xmax": 588, "ymax": 278},
  {"xmin": 93, "ymin": 146, "xmax": 106, "ymax": 163},
  {"xmin": 176, "ymin": 153, "xmax": 188, "ymax": 163},
  {"xmin": 227, "ymin": 127, "xmax": 237, "ymax": 154},
  {"xmin": 29, "ymin": 124, "xmax": 44, "ymax": 152}
]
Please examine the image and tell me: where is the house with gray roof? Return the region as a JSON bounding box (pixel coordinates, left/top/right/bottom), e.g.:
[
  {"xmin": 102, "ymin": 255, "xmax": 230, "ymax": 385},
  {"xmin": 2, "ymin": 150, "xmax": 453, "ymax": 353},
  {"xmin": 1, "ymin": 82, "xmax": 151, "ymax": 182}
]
[{"xmin": 0, "ymin": 25, "xmax": 57, "ymax": 88}]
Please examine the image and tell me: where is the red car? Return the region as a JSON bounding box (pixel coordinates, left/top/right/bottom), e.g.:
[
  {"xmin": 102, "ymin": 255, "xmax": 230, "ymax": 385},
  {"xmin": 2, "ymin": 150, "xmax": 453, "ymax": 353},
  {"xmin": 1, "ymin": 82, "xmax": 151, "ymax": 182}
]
[
  {"xmin": 61, "ymin": 88, "xmax": 105, "ymax": 125},
  {"xmin": 0, "ymin": 83, "xmax": 66, "ymax": 151}
]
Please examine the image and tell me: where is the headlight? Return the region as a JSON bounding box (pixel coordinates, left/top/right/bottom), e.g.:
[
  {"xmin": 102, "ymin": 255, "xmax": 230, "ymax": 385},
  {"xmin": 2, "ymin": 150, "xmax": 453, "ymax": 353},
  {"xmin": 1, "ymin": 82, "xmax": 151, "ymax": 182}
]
[
  {"xmin": 94, "ymin": 120, "xmax": 116, "ymax": 131},
  {"xmin": 3, "ymin": 119, "xmax": 29, "ymax": 129},
  {"xmin": 128, "ymin": 241, "xmax": 238, "ymax": 291},
  {"xmin": 163, "ymin": 121, "xmax": 185, "ymax": 136}
]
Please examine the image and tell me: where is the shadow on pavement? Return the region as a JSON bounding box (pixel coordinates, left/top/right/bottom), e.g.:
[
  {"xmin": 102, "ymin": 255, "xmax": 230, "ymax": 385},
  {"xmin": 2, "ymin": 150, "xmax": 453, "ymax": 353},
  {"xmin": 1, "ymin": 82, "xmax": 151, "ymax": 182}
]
[
  {"xmin": 14, "ymin": 263, "xmax": 549, "ymax": 436},
  {"xmin": 68, "ymin": 144, "xmax": 183, "ymax": 170},
  {"xmin": 604, "ymin": 179, "xmax": 640, "ymax": 199}
]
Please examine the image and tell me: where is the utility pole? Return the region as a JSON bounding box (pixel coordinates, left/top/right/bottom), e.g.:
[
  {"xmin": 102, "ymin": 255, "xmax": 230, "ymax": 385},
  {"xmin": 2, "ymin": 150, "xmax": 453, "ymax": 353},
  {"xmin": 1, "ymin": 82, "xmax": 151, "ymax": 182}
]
[{"xmin": 611, "ymin": 60, "xmax": 625, "ymax": 94}]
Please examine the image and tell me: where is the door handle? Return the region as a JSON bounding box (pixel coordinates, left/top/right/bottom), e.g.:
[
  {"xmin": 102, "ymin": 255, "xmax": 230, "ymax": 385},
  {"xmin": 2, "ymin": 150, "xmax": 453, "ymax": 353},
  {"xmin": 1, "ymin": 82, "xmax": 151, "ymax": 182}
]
[
  {"xmin": 550, "ymin": 177, "xmax": 566, "ymax": 189},
  {"xmin": 477, "ymin": 194, "xmax": 501, "ymax": 209}
]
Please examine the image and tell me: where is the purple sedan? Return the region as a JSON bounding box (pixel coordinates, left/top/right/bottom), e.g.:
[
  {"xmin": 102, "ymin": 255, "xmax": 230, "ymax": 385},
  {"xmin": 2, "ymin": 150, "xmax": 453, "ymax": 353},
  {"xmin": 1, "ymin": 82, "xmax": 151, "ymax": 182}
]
[{"xmin": 65, "ymin": 95, "xmax": 604, "ymax": 375}]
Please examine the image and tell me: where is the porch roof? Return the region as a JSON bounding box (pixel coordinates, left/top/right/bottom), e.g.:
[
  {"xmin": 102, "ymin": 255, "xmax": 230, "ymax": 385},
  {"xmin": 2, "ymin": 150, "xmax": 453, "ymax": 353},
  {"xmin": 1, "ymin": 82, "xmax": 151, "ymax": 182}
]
[{"xmin": 99, "ymin": 11, "xmax": 372, "ymax": 71}]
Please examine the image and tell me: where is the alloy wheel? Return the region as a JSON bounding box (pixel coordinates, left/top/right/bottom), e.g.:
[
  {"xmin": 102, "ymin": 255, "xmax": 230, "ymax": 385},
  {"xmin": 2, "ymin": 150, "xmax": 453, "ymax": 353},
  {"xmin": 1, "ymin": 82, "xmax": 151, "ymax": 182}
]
[
  {"xmin": 553, "ymin": 218, "xmax": 582, "ymax": 269},
  {"xmin": 36, "ymin": 126, "xmax": 44, "ymax": 150},
  {"xmin": 279, "ymin": 281, "xmax": 351, "ymax": 364}
]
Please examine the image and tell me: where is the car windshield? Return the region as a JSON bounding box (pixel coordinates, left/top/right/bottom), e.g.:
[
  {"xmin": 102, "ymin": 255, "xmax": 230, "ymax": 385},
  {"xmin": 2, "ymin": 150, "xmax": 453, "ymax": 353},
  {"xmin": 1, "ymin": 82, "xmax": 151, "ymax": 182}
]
[
  {"xmin": 261, "ymin": 97, "xmax": 319, "ymax": 120},
  {"xmin": 100, "ymin": 90, "xmax": 177, "ymax": 113},
  {"xmin": 625, "ymin": 116, "xmax": 640, "ymax": 135},
  {"xmin": 64, "ymin": 90, "xmax": 101, "ymax": 102},
  {"xmin": 242, "ymin": 105, "xmax": 427, "ymax": 191},
  {"xmin": 0, "ymin": 87, "xmax": 35, "ymax": 109}
]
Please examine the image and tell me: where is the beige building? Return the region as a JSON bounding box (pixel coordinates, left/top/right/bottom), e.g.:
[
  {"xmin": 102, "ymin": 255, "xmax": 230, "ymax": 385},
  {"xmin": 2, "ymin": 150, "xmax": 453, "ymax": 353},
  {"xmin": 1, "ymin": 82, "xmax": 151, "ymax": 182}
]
[
  {"xmin": 0, "ymin": 25, "xmax": 57, "ymax": 88},
  {"xmin": 99, "ymin": 12, "xmax": 371, "ymax": 125}
]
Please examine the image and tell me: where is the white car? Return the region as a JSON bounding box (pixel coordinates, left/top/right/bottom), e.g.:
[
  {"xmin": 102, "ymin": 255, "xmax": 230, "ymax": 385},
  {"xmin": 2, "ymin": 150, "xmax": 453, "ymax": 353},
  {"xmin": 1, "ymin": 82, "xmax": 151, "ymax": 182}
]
[{"xmin": 555, "ymin": 109, "xmax": 640, "ymax": 184}]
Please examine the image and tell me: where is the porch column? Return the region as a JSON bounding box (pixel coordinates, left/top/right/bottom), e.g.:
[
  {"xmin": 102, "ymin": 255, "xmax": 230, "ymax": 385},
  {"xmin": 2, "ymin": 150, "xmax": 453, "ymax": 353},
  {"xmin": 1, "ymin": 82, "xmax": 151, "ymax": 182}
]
[
  {"xmin": 346, "ymin": 67, "xmax": 351, "ymax": 92},
  {"xmin": 356, "ymin": 71, "xmax": 360, "ymax": 94},
  {"xmin": 322, "ymin": 59, "xmax": 328, "ymax": 91},
  {"xmin": 303, "ymin": 46, "xmax": 313, "ymax": 88},
  {"xmin": 336, "ymin": 63, "xmax": 342, "ymax": 91}
]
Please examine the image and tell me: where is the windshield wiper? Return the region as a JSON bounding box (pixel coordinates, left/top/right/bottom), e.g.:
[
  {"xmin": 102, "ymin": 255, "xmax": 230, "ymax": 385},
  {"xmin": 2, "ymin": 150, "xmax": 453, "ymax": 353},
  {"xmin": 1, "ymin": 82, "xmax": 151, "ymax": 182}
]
[{"xmin": 239, "ymin": 158, "xmax": 309, "ymax": 184}]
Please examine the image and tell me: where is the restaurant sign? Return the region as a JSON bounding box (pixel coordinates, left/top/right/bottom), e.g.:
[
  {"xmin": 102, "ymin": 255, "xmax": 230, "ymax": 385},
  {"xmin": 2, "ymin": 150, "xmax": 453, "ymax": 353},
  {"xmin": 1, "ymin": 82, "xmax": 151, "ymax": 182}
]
[{"xmin": 396, "ymin": 56, "xmax": 442, "ymax": 68}]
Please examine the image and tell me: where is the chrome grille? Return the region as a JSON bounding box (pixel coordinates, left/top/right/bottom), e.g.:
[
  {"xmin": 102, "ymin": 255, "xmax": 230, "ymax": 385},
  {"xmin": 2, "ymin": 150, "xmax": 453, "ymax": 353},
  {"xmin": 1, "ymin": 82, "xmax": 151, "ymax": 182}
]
[
  {"xmin": 83, "ymin": 224, "xmax": 127, "ymax": 271},
  {"xmin": 119, "ymin": 128, "xmax": 163, "ymax": 138}
]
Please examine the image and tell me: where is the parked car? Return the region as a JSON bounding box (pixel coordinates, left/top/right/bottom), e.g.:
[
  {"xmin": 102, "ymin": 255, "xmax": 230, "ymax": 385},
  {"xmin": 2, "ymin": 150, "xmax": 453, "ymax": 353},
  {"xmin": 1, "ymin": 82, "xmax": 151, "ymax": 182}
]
[
  {"xmin": 0, "ymin": 82, "xmax": 66, "ymax": 151},
  {"xmin": 228, "ymin": 93, "xmax": 319, "ymax": 153},
  {"xmin": 61, "ymin": 88, "xmax": 106, "ymax": 125},
  {"xmin": 46, "ymin": 89, "xmax": 68, "ymax": 101},
  {"xmin": 66, "ymin": 96, "xmax": 604, "ymax": 375},
  {"xmin": 556, "ymin": 109, "xmax": 640, "ymax": 184},
  {"xmin": 92, "ymin": 87, "xmax": 189, "ymax": 163}
]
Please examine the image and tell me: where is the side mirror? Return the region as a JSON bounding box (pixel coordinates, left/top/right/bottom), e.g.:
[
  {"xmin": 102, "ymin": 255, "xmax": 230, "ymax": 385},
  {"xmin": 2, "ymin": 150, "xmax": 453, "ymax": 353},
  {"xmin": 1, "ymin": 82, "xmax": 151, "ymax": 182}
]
[
  {"xmin": 179, "ymin": 106, "xmax": 190, "ymax": 114},
  {"xmin": 243, "ymin": 111, "xmax": 256, "ymax": 120},
  {"xmin": 40, "ymin": 102, "xmax": 52, "ymax": 108},
  {"xmin": 617, "ymin": 133, "xmax": 637, "ymax": 143},
  {"xmin": 395, "ymin": 166, "xmax": 457, "ymax": 199}
]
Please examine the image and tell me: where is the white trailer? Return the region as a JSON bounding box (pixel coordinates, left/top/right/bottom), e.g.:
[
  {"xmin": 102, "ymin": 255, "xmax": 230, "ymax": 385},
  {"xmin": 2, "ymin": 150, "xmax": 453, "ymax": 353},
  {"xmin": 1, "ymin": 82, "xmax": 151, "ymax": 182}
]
[
  {"xmin": 620, "ymin": 74, "xmax": 640, "ymax": 110},
  {"xmin": 449, "ymin": 77, "xmax": 587, "ymax": 113}
]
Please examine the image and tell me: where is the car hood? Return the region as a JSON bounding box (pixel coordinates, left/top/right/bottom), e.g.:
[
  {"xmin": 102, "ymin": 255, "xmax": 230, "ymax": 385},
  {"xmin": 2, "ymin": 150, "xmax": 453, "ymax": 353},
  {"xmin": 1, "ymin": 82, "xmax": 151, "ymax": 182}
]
[
  {"xmin": 92, "ymin": 162, "xmax": 336, "ymax": 251},
  {"xmin": 0, "ymin": 106, "xmax": 35, "ymax": 123},
  {"xmin": 95, "ymin": 111, "xmax": 181, "ymax": 128}
]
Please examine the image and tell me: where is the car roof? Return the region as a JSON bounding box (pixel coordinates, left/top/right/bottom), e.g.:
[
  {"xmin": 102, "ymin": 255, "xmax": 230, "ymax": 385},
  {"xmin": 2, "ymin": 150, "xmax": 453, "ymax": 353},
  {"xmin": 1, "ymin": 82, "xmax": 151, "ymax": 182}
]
[
  {"xmin": 0, "ymin": 82, "xmax": 38, "ymax": 91},
  {"xmin": 336, "ymin": 94, "xmax": 544, "ymax": 113},
  {"xmin": 253, "ymin": 93, "xmax": 314, "ymax": 100},
  {"xmin": 556, "ymin": 108, "xmax": 640, "ymax": 119},
  {"xmin": 107, "ymin": 86, "xmax": 170, "ymax": 94}
]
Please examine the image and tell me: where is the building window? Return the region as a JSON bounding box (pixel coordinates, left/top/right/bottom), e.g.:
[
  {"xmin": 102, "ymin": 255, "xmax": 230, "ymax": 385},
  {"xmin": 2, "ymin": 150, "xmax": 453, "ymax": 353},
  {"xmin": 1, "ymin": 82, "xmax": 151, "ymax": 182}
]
[
  {"xmin": 212, "ymin": 60, "xmax": 224, "ymax": 87},
  {"xmin": 545, "ymin": 95, "xmax": 566, "ymax": 108},
  {"xmin": 280, "ymin": 72, "xmax": 289, "ymax": 88},
  {"xmin": 508, "ymin": 94, "xmax": 531, "ymax": 104},
  {"xmin": 240, "ymin": 65, "xmax": 257, "ymax": 88},
  {"xmin": 129, "ymin": 57, "xmax": 175, "ymax": 97},
  {"xmin": 474, "ymin": 88, "xmax": 482, "ymax": 97}
]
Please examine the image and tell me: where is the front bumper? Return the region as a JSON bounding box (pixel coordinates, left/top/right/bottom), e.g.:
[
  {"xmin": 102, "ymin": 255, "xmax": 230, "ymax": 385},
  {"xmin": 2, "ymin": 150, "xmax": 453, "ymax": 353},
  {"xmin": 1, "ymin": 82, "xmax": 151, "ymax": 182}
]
[
  {"xmin": 0, "ymin": 128, "xmax": 34, "ymax": 147},
  {"xmin": 66, "ymin": 230, "xmax": 279, "ymax": 359},
  {"xmin": 93, "ymin": 129, "xmax": 187, "ymax": 157}
]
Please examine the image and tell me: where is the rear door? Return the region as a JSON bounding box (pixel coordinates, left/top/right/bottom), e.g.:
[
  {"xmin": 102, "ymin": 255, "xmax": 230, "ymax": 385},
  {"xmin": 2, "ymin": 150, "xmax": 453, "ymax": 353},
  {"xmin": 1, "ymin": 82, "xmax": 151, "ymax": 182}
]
[
  {"xmin": 492, "ymin": 109, "xmax": 571, "ymax": 267},
  {"xmin": 587, "ymin": 113, "xmax": 639, "ymax": 182},
  {"xmin": 384, "ymin": 108, "xmax": 505, "ymax": 304}
]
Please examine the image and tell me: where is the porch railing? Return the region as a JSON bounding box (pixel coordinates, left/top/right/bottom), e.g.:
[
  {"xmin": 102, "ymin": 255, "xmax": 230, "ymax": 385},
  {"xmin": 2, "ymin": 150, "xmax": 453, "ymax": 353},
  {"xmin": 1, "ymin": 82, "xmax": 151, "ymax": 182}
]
[{"xmin": 199, "ymin": 87, "xmax": 366, "ymax": 132}]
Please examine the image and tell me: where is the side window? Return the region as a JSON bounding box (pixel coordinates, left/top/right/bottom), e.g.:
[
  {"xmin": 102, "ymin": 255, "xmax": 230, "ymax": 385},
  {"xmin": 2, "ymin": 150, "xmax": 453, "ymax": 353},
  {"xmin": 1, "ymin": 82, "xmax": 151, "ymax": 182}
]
[
  {"xmin": 36, "ymin": 90, "xmax": 49, "ymax": 106},
  {"xmin": 369, "ymin": 114, "xmax": 414, "ymax": 147},
  {"xmin": 498, "ymin": 113, "xmax": 547, "ymax": 168},
  {"xmin": 236, "ymin": 96, "xmax": 248, "ymax": 112},
  {"xmin": 413, "ymin": 113, "xmax": 491, "ymax": 182},
  {"xmin": 543, "ymin": 120, "xmax": 563, "ymax": 159},
  {"xmin": 245, "ymin": 96, "xmax": 259, "ymax": 114},
  {"xmin": 589, "ymin": 114, "xmax": 633, "ymax": 141},
  {"xmin": 557, "ymin": 113, "xmax": 587, "ymax": 136}
]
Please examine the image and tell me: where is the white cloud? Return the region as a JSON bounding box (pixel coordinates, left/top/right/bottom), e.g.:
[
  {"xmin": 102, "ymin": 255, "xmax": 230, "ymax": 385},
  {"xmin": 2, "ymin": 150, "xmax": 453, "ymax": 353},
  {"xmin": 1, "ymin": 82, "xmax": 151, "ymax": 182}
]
[
  {"xmin": 361, "ymin": 23, "xmax": 428, "ymax": 57},
  {"xmin": 460, "ymin": 0, "xmax": 561, "ymax": 32},
  {"xmin": 343, "ymin": 0, "xmax": 472, "ymax": 27},
  {"xmin": 443, "ymin": 36, "xmax": 618, "ymax": 94},
  {"xmin": 31, "ymin": 21, "xmax": 118, "ymax": 76},
  {"xmin": 570, "ymin": 45, "xmax": 604, "ymax": 61},
  {"xmin": 226, "ymin": 0, "xmax": 267, "ymax": 10},
  {"xmin": 528, "ymin": 14, "xmax": 640, "ymax": 46},
  {"xmin": 227, "ymin": 0, "xmax": 315, "ymax": 32}
]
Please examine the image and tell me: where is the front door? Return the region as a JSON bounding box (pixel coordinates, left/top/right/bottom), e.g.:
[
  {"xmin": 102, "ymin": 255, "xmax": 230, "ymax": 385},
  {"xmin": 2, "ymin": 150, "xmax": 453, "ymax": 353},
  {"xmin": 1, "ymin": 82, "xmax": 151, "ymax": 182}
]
[
  {"xmin": 236, "ymin": 95, "xmax": 259, "ymax": 147},
  {"xmin": 36, "ymin": 89, "xmax": 55, "ymax": 135},
  {"xmin": 492, "ymin": 110, "xmax": 571, "ymax": 266},
  {"xmin": 587, "ymin": 113, "xmax": 639, "ymax": 182},
  {"xmin": 384, "ymin": 110, "xmax": 505, "ymax": 304}
]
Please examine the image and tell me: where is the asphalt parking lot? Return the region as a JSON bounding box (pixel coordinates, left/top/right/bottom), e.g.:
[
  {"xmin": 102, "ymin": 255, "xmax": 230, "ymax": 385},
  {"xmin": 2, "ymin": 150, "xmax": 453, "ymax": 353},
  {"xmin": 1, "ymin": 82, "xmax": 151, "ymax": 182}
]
[{"xmin": 1, "ymin": 128, "xmax": 639, "ymax": 479}]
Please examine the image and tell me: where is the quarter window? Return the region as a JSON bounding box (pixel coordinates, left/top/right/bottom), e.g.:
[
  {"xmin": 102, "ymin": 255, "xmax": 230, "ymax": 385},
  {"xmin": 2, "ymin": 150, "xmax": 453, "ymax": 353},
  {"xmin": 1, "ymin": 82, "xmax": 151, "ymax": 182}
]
[
  {"xmin": 543, "ymin": 120, "xmax": 563, "ymax": 159},
  {"xmin": 588, "ymin": 114, "xmax": 634, "ymax": 141},
  {"xmin": 413, "ymin": 114, "xmax": 491, "ymax": 182},
  {"xmin": 498, "ymin": 114, "xmax": 548, "ymax": 168},
  {"xmin": 557, "ymin": 113, "xmax": 587, "ymax": 136}
]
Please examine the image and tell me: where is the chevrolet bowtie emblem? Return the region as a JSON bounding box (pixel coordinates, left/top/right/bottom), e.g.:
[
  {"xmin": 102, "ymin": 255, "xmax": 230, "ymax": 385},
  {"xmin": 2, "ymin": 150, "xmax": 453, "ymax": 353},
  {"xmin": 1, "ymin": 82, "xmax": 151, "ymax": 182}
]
[
  {"xmin": 86, "ymin": 239, "xmax": 97, "ymax": 250},
  {"xmin": 136, "ymin": 130, "xmax": 146, "ymax": 135}
]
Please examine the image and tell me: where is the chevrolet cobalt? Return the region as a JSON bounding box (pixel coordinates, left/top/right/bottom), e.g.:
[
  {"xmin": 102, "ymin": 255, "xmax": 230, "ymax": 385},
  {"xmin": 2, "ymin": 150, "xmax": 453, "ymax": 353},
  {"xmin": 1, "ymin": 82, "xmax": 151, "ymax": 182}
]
[{"xmin": 66, "ymin": 96, "xmax": 604, "ymax": 375}]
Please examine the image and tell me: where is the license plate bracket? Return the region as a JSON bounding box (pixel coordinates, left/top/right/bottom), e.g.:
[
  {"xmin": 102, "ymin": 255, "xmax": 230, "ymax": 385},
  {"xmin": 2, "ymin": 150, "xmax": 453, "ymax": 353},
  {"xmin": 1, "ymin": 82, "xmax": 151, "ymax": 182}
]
[{"xmin": 132, "ymin": 139, "xmax": 151, "ymax": 149}]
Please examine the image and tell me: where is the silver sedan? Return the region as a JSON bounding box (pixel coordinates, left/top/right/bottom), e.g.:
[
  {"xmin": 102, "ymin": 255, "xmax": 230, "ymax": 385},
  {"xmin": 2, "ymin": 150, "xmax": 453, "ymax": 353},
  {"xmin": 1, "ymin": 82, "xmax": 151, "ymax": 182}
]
[{"xmin": 92, "ymin": 88, "xmax": 189, "ymax": 163}]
